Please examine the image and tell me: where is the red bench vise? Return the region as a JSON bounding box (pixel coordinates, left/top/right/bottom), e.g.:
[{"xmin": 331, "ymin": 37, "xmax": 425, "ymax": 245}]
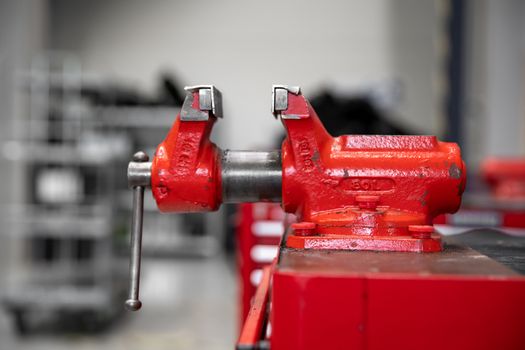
[{"xmin": 124, "ymin": 84, "xmax": 466, "ymax": 311}]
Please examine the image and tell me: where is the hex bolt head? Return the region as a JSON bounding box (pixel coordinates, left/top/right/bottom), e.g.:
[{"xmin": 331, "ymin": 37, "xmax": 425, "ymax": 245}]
[
  {"xmin": 292, "ymin": 222, "xmax": 317, "ymax": 236},
  {"xmin": 355, "ymin": 195, "xmax": 380, "ymax": 211},
  {"xmin": 408, "ymin": 225, "xmax": 434, "ymax": 239}
]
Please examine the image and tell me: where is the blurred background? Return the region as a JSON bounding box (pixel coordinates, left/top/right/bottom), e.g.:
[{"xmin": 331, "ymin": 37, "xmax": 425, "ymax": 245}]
[{"xmin": 0, "ymin": 0, "xmax": 524, "ymax": 349}]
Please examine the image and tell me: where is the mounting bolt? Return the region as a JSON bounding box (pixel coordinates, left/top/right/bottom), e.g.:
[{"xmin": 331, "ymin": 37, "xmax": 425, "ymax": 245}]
[
  {"xmin": 408, "ymin": 225, "xmax": 434, "ymax": 239},
  {"xmin": 355, "ymin": 195, "xmax": 380, "ymax": 211},
  {"xmin": 291, "ymin": 222, "xmax": 317, "ymax": 236}
]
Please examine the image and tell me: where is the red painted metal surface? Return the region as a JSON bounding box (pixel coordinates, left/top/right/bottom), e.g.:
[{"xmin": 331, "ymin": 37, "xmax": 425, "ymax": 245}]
[
  {"xmin": 482, "ymin": 158, "xmax": 525, "ymax": 200},
  {"xmin": 434, "ymin": 157, "xmax": 525, "ymax": 230},
  {"xmin": 267, "ymin": 241, "xmax": 525, "ymax": 350},
  {"xmin": 280, "ymin": 91, "xmax": 466, "ymax": 252},
  {"xmin": 365, "ymin": 277, "xmax": 525, "ymax": 350},
  {"xmin": 151, "ymin": 90, "xmax": 222, "ymax": 212},
  {"xmin": 235, "ymin": 241, "xmax": 525, "ymax": 350},
  {"xmin": 237, "ymin": 266, "xmax": 272, "ymax": 349},
  {"xmin": 271, "ymin": 270, "xmax": 525, "ymax": 350},
  {"xmin": 271, "ymin": 270, "xmax": 366, "ymax": 350}
]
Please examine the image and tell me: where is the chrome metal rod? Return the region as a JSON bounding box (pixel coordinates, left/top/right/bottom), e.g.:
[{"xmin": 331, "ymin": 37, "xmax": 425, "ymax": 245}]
[
  {"xmin": 221, "ymin": 150, "xmax": 282, "ymax": 203},
  {"xmin": 125, "ymin": 185, "xmax": 144, "ymax": 311},
  {"xmin": 125, "ymin": 151, "xmax": 149, "ymax": 311}
]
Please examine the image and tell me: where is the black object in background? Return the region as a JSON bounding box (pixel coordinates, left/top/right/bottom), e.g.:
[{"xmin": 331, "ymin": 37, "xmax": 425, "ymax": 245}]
[
  {"xmin": 157, "ymin": 73, "xmax": 185, "ymax": 106},
  {"xmin": 310, "ymin": 91, "xmax": 413, "ymax": 137},
  {"xmin": 68, "ymin": 72, "xmax": 185, "ymax": 107}
]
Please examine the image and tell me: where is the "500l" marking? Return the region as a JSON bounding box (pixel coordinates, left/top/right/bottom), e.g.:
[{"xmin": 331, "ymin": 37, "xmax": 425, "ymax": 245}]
[{"xmin": 339, "ymin": 178, "xmax": 395, "ymax": 192}]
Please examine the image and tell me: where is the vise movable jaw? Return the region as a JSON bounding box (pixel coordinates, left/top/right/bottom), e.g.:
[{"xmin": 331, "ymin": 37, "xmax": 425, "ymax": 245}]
[{"xmin": 125, "ymin": 84, "xmax": 466, "ymax": 310}]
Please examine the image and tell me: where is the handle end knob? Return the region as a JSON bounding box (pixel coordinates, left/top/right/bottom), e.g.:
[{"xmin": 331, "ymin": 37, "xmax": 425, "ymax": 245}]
[
  {"xmin": 133, "ymin": 151, "xmax": 149, "ymax": 162},
  {"xmin": 125, "ymin": 299, "xmax": 142, "ymax": 311}
]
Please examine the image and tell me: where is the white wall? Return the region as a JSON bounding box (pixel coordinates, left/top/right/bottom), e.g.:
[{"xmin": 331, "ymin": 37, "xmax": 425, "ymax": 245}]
[
  {"xmin": 464, "ymin": 0, "xmax": 525, "ymax": 166},
  {"xmin": 387, "ymin": 1, "xmax": 441, "ymax": 135},
  {"xmin": 484, "ymin": 0, "xmax": 525, "ymax": 157},
  {"xmin": 50, "ymin": 0, "xmax": 440, "ymax": 149}
]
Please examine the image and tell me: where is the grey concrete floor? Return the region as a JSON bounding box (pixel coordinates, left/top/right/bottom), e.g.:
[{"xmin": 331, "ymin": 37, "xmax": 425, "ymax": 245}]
[{"xmin": 0, "ymin": 256, "xmax": 237, "ymax": 350}]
